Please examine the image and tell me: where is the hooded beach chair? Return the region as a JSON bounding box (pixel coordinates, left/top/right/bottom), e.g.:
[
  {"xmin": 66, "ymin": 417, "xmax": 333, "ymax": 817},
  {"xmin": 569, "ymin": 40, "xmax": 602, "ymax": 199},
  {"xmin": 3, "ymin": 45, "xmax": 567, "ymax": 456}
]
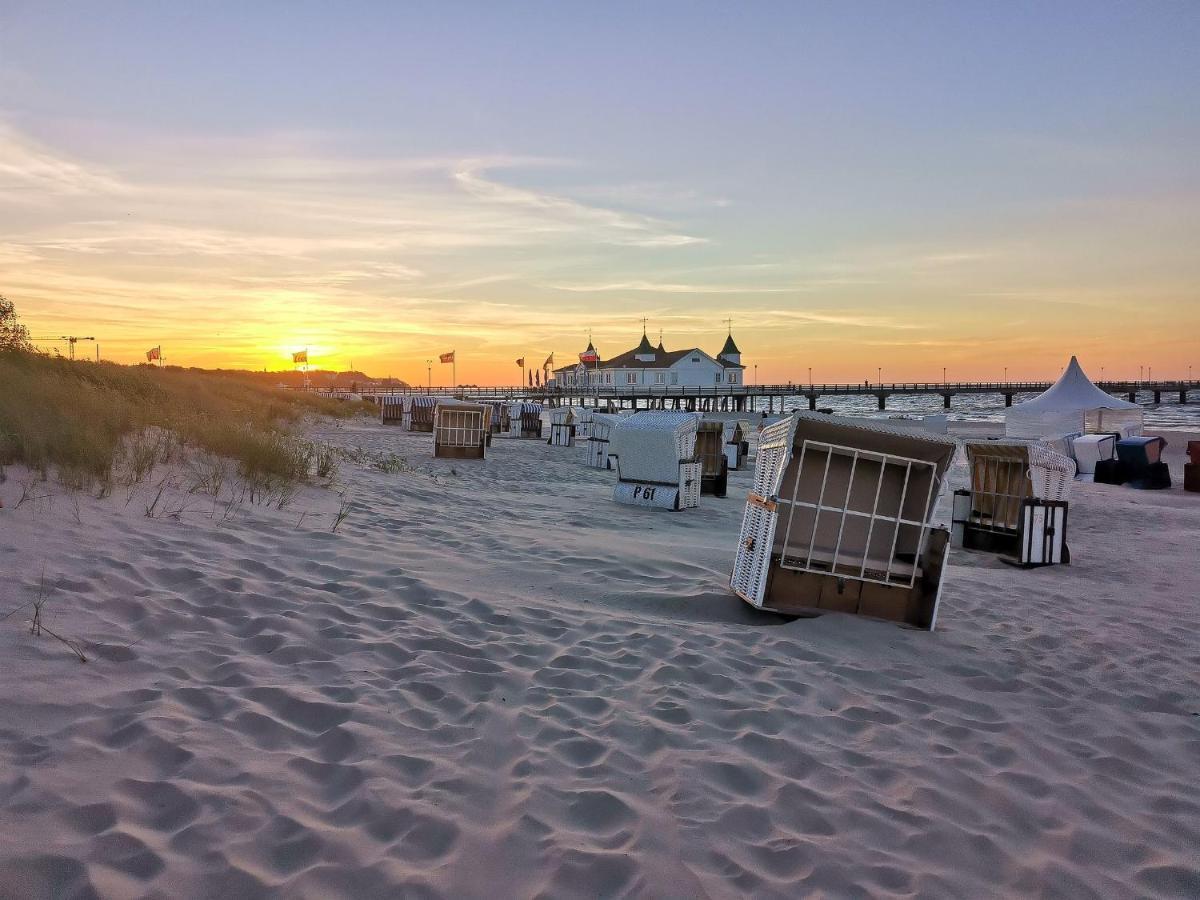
[
  {"xmin": 608, "ymin": 411, "xmax": 701, "ymax": 510},
  {"xmin": 378, "ymin": 394, "xmax": 406, "ymax": 425},
  {"xmin": 724, "ymin": 420, "xmax": 751, "ymax": 470},
  {"xmin": 408, "ymin": 396, "xmax": 437, "ymax": 432},
  {"xmin": 547, "ymin": 407, "xmax": 577, "ymax": 447},
  {"xmin": 484, "ymin": 401, "xmax": 509, "ymax": 438},
  {"xmin": 433, "ymin": 401, "xmax": 489, "ymax": 459},
  {"xmin": 585, "ymin": 413, "xmax": 620, "ymax": 470},
  {"xmin": 1071, "ymin": 433, "xmax": 1117, "ymax": 477},
  {"xmin": 572, "ymin": 406, "xmax": 593, "ymax": 440},
  {"xmin": 730, "ymin": 413, "xmax": 956, "ymax": 629},
  {"xmin": 957, "ymin": 440, "xmax": 1075, "ymax": 564},
  {"xmin": 1116, "ymin": 436, "xmax": 1171, "ymax": 490},
  {"xmin": 507, "ymin": 403, "xmax": 542, "ymax": 439},
  {"xmin": 694, "ymin": 420, "xmax": 729, "ymax": 497}
]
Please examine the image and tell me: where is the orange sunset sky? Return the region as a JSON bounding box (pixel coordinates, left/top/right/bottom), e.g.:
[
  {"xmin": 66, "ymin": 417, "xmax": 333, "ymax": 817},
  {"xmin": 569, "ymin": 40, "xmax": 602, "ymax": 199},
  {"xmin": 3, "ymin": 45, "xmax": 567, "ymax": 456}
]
[{"xmin": 2, "ymin": 4, "xmax": 1197, "ymax": 386}]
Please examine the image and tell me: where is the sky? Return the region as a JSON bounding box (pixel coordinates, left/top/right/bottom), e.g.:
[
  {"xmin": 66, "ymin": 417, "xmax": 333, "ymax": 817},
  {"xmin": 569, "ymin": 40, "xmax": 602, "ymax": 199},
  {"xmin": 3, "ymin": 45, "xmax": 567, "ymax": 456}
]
[{"xmin": 1, "ymin": 1, "xmax": 1197, "ymax": 385}]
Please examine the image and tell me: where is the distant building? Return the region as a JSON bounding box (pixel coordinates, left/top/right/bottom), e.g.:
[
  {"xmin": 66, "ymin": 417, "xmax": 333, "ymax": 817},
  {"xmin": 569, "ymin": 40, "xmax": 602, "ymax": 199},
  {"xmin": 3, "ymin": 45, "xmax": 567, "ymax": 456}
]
[{"xmin": 551, "ymin": 328, "xmax": 745, "ymax": 389}]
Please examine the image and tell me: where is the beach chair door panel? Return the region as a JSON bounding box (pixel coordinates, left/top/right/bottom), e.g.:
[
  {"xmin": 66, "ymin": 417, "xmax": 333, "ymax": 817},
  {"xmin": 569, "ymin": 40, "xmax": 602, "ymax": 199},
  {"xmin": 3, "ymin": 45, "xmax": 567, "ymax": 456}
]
[{"xmin": 731, "ymin": 418, "xmax": 796, "ymax": 606}]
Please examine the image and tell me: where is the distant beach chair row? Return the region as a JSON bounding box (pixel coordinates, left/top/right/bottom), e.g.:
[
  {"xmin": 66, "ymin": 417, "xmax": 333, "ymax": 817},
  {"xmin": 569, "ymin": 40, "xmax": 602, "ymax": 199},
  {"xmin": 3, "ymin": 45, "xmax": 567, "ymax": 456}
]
[{"xmin": 378, "ymin": 395, "xmax": 438, "ymax": 432}]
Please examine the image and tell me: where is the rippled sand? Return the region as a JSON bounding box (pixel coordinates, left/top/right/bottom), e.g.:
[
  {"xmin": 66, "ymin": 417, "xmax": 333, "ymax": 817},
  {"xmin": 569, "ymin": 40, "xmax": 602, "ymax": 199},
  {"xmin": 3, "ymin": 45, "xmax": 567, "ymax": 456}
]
[{"xmin": 1, "ymin": 421, "xmax": 1197, "ymax": 898}]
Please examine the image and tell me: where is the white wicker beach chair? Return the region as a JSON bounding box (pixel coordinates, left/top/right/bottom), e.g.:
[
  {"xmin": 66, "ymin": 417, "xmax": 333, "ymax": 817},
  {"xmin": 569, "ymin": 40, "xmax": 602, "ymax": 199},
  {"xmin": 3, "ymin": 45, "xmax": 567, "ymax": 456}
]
[
  {"xmin": 608, "ymin": 411, "xmax": 701, "ymax": 510},
  {"xmin": 730, "ymin": 413, "xmax": 957, "ymax": 629},
  {"xmin": 547, "ymin": 407, "xmax": 576, "ymax": 447},
  {"xmin": 585, "ymin": 413, "xmax": 620, "ymax": 469},
  {"xmin": 572, "ymin": 406, "xmax": 593, "ymax": 440}
]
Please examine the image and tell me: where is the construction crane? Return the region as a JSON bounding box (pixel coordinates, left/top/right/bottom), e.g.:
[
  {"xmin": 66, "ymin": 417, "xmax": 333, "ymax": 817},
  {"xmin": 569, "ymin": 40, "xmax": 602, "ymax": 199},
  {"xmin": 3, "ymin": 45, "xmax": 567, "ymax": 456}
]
[{"xmin": 60, "ymin": 335, "xmax": 96, "ymax": 361}]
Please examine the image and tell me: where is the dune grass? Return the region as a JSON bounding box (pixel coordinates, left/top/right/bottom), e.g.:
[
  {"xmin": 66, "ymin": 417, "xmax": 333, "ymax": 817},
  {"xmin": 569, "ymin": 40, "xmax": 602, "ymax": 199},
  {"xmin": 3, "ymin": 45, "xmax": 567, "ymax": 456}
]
[{"xmin": 0, "ymin": 350, "xmax": 369, "ymax": 489}]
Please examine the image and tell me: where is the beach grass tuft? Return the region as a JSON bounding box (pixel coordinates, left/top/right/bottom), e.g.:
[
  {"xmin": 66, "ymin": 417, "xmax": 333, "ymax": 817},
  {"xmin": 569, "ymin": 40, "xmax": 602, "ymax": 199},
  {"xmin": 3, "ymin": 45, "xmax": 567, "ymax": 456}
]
[{"xmin": 0, "ymin": 350, "xmax": 369, "ymax": 488}]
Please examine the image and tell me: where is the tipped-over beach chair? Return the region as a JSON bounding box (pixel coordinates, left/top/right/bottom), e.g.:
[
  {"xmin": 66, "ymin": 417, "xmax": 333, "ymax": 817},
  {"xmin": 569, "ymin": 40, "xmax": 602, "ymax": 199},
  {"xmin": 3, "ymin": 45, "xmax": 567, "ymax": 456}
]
[
  {"xmin": 433, "ymin": 401, "xmax": 489, "ymax": 459},
  {"xmin": 585, "ymin": 413, "xmax": 619, "ymax": 470},
  {"xmin": 694, "ymin": 420, "xmax": 729, "ymax": 497},
  {"xmin": 957, "ymin": 440, "xmax": 1075, "ymax": 564},
  {"xmin": 547, "ymin": 407, "xmax": 577, "ymax": 447},
  {"xmin": 379, "ymin": 394, "xmax": 406, "ymax": 425},
  {"xmin": 730, "ymin": 413, "xmax": 956, "ymax": 629},
  {"xmin": 608, "ymin": 411, "xmax": 701, "ymax": 510}
]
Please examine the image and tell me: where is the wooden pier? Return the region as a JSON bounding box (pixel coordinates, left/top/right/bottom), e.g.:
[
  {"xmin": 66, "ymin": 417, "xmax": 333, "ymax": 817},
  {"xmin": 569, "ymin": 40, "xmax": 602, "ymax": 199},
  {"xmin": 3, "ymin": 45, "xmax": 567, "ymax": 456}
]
[{"xmin": 351, "ymin": 380, "xmax": 1200, "ymax": 413}]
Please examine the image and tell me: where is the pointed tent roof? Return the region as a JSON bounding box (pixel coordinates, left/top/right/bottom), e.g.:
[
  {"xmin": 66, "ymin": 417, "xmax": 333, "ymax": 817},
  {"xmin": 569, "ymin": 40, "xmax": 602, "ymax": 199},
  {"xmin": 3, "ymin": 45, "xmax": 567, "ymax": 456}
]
[
  {"xmin": 584, "ymin": 339, "xmax": 596, "ymax": 354},
  {"xmin": 720, "ymin": 333, "xmax": 741, "ymax": 357},
  {"xmin": 655, "ymin": 339, "xmax": 666, "ymax": 353},
  {"xmin": 635, "ymin": 331, "xmax": 655, "ymax": 355},
  {"xmin": 1009, "ymin": 356, "xmax": 1137, "ymax": 414}
]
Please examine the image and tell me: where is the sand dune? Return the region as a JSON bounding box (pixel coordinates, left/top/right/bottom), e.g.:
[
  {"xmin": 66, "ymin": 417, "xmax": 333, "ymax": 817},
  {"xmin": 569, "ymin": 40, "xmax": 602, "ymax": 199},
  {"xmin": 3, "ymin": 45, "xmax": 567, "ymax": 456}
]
[{"xmin": 1, "ymin": 421, "xmax": 1197, "ymax": 898}]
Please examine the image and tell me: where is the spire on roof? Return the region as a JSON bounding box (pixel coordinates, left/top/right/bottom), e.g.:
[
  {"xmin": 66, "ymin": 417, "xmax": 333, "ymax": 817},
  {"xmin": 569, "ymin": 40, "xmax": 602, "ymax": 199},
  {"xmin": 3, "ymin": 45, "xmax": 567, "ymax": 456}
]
[
  {"xmin": 656, "ymin": 328, "xmax": 665, "ymax": 353},
  {"xmin": 635, "ymin": 331, "xmax": 655, "ymax": 354},
  {"xmin": 719, "ymin": 332, "xmax": 741, "ymax": 357}
]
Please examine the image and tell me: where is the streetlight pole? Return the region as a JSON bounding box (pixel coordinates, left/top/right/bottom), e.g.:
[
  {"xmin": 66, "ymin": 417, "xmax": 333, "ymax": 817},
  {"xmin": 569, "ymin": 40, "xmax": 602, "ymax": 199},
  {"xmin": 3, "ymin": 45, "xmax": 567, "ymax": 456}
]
[
  {"xmin": 426, "ymin": 359, "xmax": 432, "ymax": 391},
  {"xmin": 808, "ymin": 366, "xmax": 812, "ymax": 387},
  {"xmin": 942, "ymin": 366, "xmax": 946, "ymax": 386},
  {"xmin": 877, "ymin": 366, "xmax": 881, "ymax": 387}
]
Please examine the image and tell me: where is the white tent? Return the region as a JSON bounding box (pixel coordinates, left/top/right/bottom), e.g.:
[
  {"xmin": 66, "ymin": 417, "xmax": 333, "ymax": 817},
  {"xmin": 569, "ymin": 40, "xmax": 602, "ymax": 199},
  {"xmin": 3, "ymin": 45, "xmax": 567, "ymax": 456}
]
[{"xmin": 1005, "ymin": 356, "xmax": 1142, "ymax": 440}]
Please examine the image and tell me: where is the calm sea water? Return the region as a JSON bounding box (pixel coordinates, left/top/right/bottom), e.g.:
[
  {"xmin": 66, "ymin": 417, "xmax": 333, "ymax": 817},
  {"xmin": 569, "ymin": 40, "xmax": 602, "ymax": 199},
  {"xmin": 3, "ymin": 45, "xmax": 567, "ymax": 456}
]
[{"xmin": 773, "ymin": 391, "xmax": 1200, "ymax": 429}]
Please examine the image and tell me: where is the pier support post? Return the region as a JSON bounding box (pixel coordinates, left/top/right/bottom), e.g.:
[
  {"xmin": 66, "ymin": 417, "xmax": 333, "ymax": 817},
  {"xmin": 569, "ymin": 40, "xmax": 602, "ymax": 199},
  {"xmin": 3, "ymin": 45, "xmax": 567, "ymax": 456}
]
[
  {"xmin": 942, "ymin": 393, "xmax": 952, "ymax": 409},
  {"xmin": 808, "ymin": 395, "xmax": 816, "ymax": 412},
  {"xmin": 1128, "ymin": 392, "xmax": 1136, "ymax": 402},
  {"xmin": 877, "ymin": 393, "xmax": 887, "ymax": 411},
  {"xmin": 1004, "ymin": 393, "xmax": 1013, "ymax": 407},
  {"xmin": 1153, "ymin": 390, "xmax": 1161, "ymax": 404},
  {"xmin": 1181, "ymin": 390, "xmax": 1188, "ymax": 404}
]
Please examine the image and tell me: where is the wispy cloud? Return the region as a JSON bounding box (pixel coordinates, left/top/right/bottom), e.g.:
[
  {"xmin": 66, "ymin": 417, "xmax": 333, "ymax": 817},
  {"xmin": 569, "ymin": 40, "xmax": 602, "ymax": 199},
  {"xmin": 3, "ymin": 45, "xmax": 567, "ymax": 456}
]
[
  {"xmin": 452, "ymin": 161, "xmax": 707, "ymax": 248},
  {"xmin": 0, "ymin": 126, "xmax": 126, "ymax": 198},
  {"xmin": 545, "ymin": 280, "xmax": 790, "ymax": 294}
]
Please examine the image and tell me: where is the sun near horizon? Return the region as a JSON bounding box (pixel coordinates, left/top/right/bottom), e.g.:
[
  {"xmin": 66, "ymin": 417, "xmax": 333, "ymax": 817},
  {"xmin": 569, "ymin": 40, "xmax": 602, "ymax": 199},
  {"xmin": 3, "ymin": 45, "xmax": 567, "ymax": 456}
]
[{"xmin": 2, "ymin": 3, "xmax": 1197, "ymax": 385}]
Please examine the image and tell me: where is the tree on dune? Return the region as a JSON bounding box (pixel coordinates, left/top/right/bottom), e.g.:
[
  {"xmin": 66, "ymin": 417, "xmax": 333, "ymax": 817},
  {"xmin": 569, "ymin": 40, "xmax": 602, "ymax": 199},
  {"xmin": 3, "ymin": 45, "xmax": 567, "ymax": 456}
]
[{"xmin": 0, "ymin": 296, "xmax": 32, "ymax": 353}]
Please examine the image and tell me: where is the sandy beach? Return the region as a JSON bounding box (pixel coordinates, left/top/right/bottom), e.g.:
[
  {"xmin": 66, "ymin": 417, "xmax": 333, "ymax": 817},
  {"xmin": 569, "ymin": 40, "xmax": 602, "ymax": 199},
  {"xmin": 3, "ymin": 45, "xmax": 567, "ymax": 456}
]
[{"xmin": 1, "ymin": 419, "xmax": 1198, "ymax": 898}]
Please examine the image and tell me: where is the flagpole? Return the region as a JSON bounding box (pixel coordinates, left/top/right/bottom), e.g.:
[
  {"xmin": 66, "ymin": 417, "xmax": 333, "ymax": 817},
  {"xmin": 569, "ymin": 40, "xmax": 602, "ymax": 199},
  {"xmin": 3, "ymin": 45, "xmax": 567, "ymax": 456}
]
[{"xmin": 453, "ymin": 353, "xmax": 456, "ymax": 392}]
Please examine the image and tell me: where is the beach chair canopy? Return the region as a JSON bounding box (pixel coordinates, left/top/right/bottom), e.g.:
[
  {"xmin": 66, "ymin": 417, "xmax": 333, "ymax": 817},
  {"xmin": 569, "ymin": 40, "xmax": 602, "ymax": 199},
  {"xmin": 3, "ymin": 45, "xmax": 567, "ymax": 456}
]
[
  {"xmin": 1116, "ymin": 436, "xmax": 1165, "ymax": 466},
  {"xmin": 609, "ymin": 411, "xmax": 699, "ymax": 483},
  {"xmin": 1005, "ymin": 356, "xmax": 1141, "ymax": 440},
  {"xmin": 589, "ymin": 412, "xmax": 621, "ymax": 436}
]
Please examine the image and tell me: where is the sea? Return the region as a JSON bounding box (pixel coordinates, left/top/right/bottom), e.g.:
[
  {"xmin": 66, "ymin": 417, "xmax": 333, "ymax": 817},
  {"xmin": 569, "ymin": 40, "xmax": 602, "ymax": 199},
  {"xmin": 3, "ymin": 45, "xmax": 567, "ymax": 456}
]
[{"xmin": 774, "ymin": 391, "xmax": 1200, "ymax": 430}]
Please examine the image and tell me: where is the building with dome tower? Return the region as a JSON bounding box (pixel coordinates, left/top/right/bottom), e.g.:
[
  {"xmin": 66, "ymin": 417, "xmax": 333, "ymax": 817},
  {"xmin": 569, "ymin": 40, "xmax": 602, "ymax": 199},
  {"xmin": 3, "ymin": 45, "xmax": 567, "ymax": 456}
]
[{"xmin": 550, "ymin": 326, "xmax": 745, "ymax": 390}]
